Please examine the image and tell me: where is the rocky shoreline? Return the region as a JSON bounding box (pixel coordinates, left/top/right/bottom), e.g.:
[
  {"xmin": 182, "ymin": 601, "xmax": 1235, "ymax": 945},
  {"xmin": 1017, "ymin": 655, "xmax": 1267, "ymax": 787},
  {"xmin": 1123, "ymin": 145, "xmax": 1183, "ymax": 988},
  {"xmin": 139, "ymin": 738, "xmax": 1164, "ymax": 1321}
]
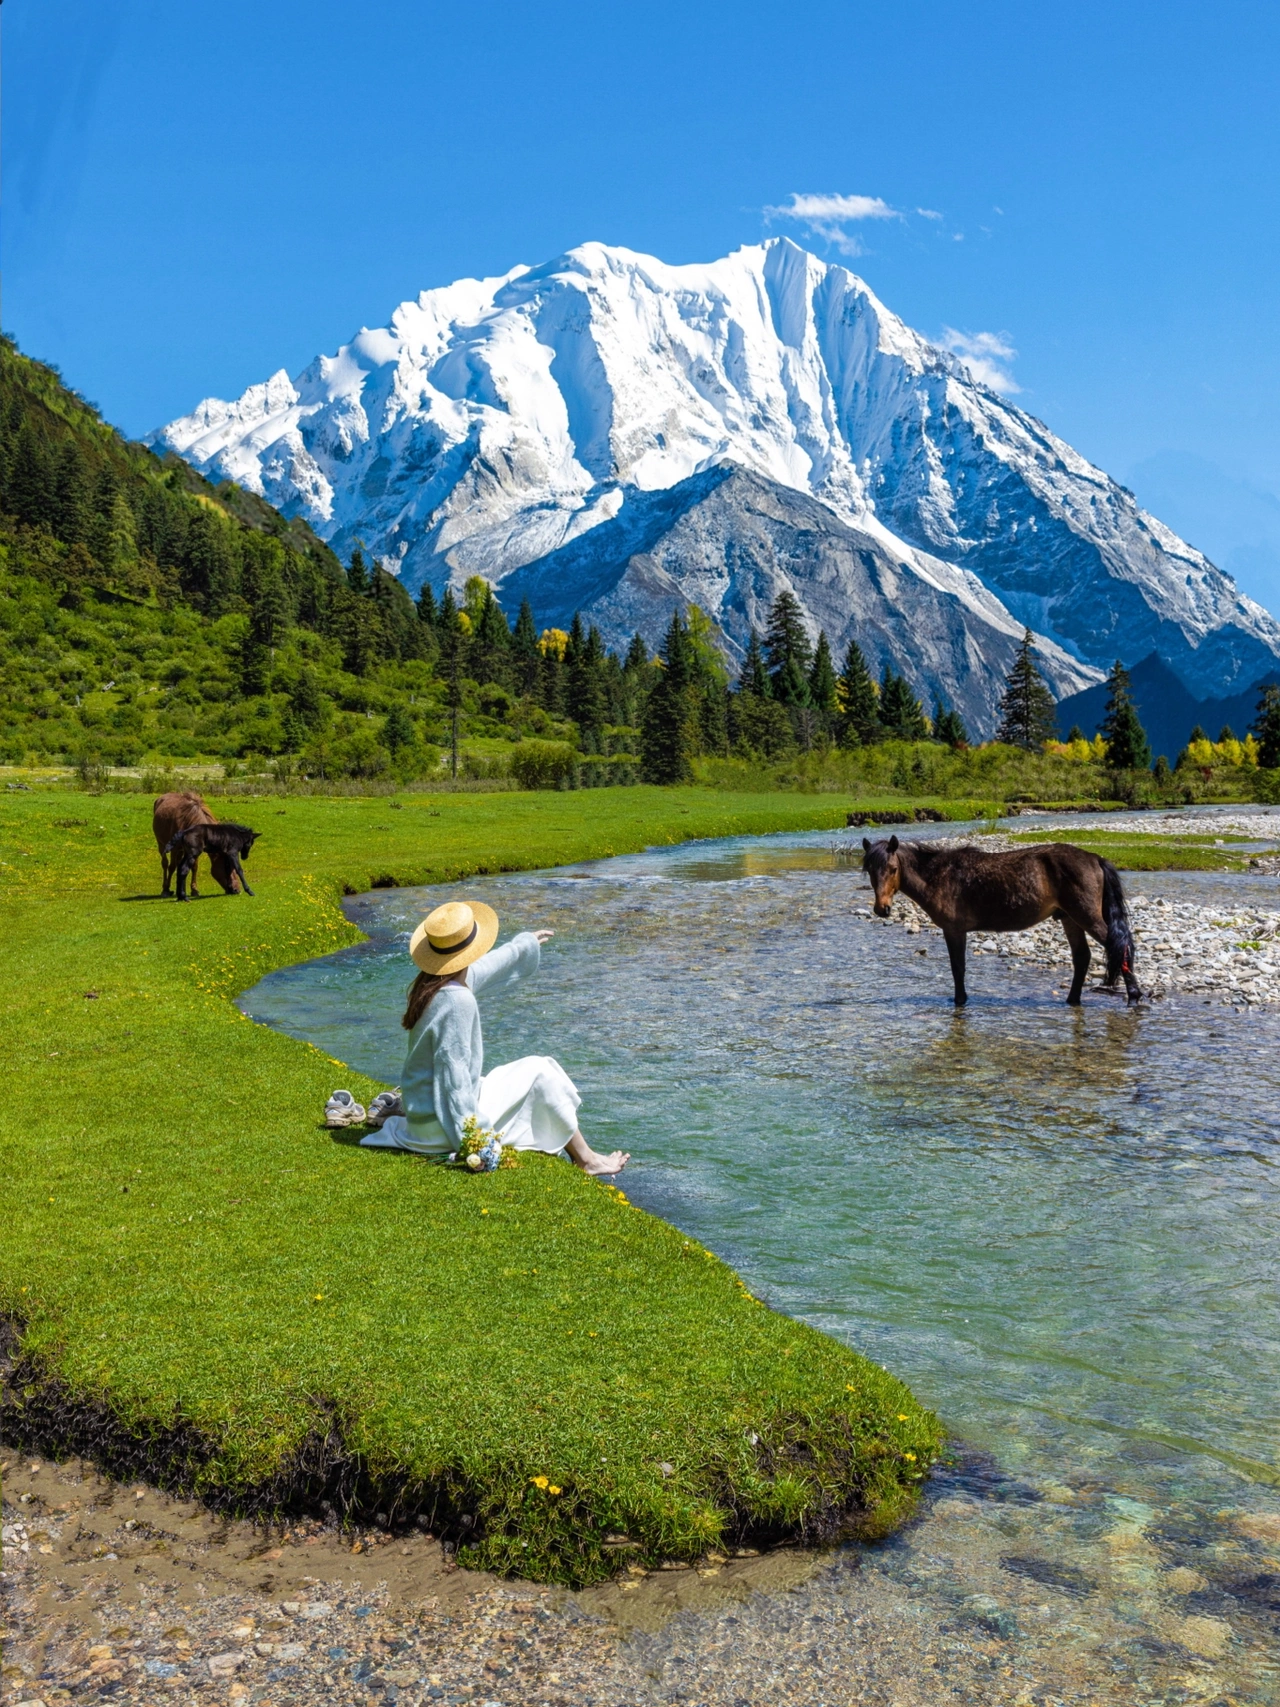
[{"xmin": 8, "ymin": 1454, "xmax": 1278, "ymax": 1707}]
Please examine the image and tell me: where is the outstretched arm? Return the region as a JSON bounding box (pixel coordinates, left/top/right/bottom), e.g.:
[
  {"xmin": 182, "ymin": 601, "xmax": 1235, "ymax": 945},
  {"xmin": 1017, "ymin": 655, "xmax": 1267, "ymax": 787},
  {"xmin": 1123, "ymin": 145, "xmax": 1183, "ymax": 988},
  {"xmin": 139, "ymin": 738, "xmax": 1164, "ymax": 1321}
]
[{"xmin": 467, "ymin": 929, "xmax": 546, "ymax": 997}]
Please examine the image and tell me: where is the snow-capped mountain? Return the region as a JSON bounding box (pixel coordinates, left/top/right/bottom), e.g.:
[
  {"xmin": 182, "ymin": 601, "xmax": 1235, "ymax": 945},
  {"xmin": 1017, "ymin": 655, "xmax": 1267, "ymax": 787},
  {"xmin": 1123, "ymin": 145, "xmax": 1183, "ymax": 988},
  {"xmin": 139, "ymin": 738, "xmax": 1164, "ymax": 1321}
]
[{"xmin": 153, "ymin": 238, "xmax": 1280, "ymax": 724}]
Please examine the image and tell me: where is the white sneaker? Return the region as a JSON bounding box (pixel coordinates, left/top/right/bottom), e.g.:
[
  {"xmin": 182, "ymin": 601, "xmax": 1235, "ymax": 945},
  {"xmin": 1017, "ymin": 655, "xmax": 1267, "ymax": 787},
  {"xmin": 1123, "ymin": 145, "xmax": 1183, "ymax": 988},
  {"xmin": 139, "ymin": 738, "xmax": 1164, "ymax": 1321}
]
[
  {"xmin": 324, "ymin": 1089, "xmax": 367, "ymax": 1127},
  {"xmin": 365, "ymin": 1089, "xmax": 405, "ymax": 1129}
]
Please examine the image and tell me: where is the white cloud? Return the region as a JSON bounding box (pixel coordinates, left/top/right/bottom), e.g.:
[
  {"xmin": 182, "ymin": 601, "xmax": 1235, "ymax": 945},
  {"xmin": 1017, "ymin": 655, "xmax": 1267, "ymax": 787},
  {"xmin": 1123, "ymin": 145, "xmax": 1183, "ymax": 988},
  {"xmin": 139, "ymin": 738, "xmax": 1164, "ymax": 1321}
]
[
  {"xmin": 940, "ymin": 328, "xmax": 1020, "ymax": 394},
  {"xmin": 916, "ymin": 207, "xmax": 943, "ymax": 220},
  {"xmin": 764, "ymin": 191, "xmax": 899, "ymax": 257}
]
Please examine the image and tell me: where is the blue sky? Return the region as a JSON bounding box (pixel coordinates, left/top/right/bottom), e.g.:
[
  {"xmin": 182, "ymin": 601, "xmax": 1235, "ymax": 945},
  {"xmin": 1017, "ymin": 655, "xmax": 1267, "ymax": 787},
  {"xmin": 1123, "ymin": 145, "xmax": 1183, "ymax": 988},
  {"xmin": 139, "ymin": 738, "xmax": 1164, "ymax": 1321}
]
[{"xmin": 9, "ymin": 0, "xmax": 1280, "ymax": 608}]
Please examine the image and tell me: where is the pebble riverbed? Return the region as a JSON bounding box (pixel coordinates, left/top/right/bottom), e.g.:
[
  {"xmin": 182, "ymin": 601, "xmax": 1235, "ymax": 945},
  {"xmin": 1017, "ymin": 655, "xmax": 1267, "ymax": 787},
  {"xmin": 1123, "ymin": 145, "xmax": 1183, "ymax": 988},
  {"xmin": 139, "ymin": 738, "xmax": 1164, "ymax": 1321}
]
[{"xmin": 8, "ymin": 1455, "xmax": 1280, "ymax": 1707}]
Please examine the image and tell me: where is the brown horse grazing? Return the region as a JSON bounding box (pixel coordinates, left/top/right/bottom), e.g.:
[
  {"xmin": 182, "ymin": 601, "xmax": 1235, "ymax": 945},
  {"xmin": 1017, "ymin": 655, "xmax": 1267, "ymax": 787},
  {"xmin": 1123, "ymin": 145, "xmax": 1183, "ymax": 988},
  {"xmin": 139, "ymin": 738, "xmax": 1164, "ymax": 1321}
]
[
  {"xmin": 153, "ymin": 791, "xmax": 238, "ymax": 898},
  {"xmin": 861, "ymin": 836, "xmax": 1142, "ymax": 1007}
]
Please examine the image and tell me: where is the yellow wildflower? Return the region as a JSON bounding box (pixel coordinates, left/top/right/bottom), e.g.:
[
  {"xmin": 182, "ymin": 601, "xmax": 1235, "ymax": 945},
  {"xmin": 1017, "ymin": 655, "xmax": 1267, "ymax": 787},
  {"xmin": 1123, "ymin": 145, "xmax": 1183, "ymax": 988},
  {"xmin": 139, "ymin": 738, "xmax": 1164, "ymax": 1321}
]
[
  {"xmin": 548, "ymin": 1485, "xmax": 562, "ymax": 1495},
  {"xmin": 530, "ymin": 1475, "xmax": 549, "ymax": 1489},
  {"xmin": 897, "ymin": 1414, "xmax": 908, "ymax": 1421},
  {"xmin": 903, "ymin": 1452, "xmax": 916, "ymax": 1462}
]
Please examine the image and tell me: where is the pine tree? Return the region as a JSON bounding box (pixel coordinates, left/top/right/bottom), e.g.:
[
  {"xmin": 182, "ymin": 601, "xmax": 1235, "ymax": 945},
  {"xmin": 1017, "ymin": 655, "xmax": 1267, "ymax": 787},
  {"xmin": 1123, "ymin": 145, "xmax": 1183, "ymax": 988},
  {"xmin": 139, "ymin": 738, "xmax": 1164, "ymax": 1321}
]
[
  {"xmin": 879, "ymin": 665, "xmax": 929, "ymax": 740},
  {"xmin": 566, "ymin": 614, "xmax": 608, "ymax": 746},
  {"xmin": 1217, "ymin": 724, "xmax": 1237, "ymax": 745},
  {"xmin": 932, "ymin": 701, "xmax": 968, "ymax": 748},
  {"xmin": 54, "ymin": 441, "xmax": 93, "ymax": 546},
  {"xmin": 416, "ymin": 582, "xmax": 438, "ymax": 633},
  {"xmin": 290, "ymin": 668, "xmax": 326, "ymax": 732},
  {"xmin": 764, "ymin": 590, "xmax": 812, "ymax": 706},
  {"xmin": 536, "ymin": 628, "xmax": 566, "ymax": 715},
  {"xmin": 7, "ymin": 421, "xmax": 55, "ymax": 529},
  {"xmin": 383, "ymin": 703, "xmax": 416, "ymax": 753},
  {"xmin": 1098, "ymin": 660, "xmax": 1151, "ymax": 769},
  {"xmin": 728, "ymin": 690, "xmax": 795, "ymax": 758},
  {"xmin": 738, "ymin": 629, "xmax": 770, "ymax": 698},
  {"xmin": 600, "ymin": 649, "xmax": 628, "ymax": 727},
  {"xmin": 512, "ymin": 599, "xmax": 541, "ymax": 694},
  {"xmin": 618, "ymin": 632, "xmax": 652, "ymax": 727},
  {"xmin": 1066, "ymin": 723, "xmax": 1086, "ymax": 743},
  {"xmin": 808, "ymin": 631, "xmax": 838, "ymax": 725},
  {"xmin": 240, "ymin": 539, "xmax": 289, "ymax": 696},
  {"xmin": 347, "ymin": 547, "xmax": 370, "ymax": 595},
  {"xmin": 438, "ymin": 587, "xmax": 467, "ymax": 778},
  {"xmin": 370, "ymin": 566, "xmax": 423, "ymax": 660},
  {"xmin": 996, "ymin": 629, "xmax": 1059, "ymax": 749},
  {"xmin": 181, "ymin": 505, "xmax": 240, "ymax": 613},
  {"xmin": 641, "ymin": 609, "xmax": 698, "ymax": 783},
  {"xmin": 682, "ymin": 605, "xmax": 731, "ymax": 757},
  {"xmin": 467, "ymin": 579, "xmax": 512, "ymax": 685},
  {"xmin": 1188, "ymin": 724, "xmax": 1208, "ymax": 745},
  {"xmin": 1252, "ymin": 684, "xmax": 1280, "ymax": 768},
  {"xmin": 835, "ymin": 638, "xmax": 880, "ymax": 748}
]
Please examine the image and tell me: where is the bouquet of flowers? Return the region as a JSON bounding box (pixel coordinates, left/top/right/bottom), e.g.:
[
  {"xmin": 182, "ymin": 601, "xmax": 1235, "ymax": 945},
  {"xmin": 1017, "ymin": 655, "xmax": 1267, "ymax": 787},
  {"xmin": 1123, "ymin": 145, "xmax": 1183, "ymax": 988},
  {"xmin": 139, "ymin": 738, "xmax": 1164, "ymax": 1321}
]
[{"xmin": 456, "ymin": 1116, "xmax": 507, "ymax": 1172}]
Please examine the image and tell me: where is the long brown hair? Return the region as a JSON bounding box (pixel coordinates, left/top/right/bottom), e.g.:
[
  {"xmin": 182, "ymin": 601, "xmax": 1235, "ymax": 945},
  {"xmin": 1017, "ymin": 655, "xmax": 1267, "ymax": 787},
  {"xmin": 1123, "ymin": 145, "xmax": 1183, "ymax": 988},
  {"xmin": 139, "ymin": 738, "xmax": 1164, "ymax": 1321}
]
[{"xmin": 402, "ymin": 970, "xmax": 460, "ymax": 1031}]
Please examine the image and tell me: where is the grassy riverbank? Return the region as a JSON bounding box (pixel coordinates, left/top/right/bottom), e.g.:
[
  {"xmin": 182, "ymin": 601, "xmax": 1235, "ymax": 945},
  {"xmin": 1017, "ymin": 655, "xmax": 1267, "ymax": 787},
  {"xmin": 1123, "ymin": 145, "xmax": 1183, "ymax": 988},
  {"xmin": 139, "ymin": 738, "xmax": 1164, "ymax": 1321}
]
[
  {"xmin": 1008, "ymin": 827, "xmax": 1267, "ymax": 870},
  {"xmin": 0, "ymin": 786, "xmax": 941, "ymax": 1585}
]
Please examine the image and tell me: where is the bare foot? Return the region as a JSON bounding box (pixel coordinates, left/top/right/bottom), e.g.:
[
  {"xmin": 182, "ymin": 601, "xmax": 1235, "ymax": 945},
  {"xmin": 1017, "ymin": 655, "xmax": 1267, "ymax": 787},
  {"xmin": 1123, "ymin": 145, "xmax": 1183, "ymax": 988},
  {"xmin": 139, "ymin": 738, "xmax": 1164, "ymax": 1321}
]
[
  {"xmin": 566, "ymin": 1132, "xmax": 630, "ymax": 1175},
  {"xmin": 578, "ymin": 1149, "xmax": 630, "ymax": 1176}
]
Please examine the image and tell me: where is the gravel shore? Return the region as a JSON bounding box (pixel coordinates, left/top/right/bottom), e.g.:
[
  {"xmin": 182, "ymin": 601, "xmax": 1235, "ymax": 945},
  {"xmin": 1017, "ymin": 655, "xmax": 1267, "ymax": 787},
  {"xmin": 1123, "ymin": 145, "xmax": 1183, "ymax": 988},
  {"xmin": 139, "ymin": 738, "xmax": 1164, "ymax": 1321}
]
[{"xmin": 7, "ymin": 1456, "xmax": 1279, "ymax": 1706}]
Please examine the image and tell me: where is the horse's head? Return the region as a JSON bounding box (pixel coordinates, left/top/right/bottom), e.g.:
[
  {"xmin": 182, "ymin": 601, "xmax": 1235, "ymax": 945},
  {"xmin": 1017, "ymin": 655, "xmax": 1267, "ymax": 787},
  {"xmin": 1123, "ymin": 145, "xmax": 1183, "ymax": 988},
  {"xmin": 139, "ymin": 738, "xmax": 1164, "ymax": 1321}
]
[
  {"xmin": 862, "ymin": 835, "xmax": 901, "ymax": 916},
  {"xmin": 220, "ymin": 823, "xmax": 260, "ymax": 858},
  {"xmin": 209, "ymin": 852, "xmax": 240, "ymax": 894}
]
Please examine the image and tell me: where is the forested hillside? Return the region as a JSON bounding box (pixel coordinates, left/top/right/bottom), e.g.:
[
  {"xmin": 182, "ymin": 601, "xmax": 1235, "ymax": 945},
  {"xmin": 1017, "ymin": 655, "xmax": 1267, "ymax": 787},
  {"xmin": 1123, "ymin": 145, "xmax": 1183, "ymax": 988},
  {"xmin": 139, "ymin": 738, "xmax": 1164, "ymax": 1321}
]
[{"xmin": 0, "ymin": 337, "xmax": 957, "ymax": 782}]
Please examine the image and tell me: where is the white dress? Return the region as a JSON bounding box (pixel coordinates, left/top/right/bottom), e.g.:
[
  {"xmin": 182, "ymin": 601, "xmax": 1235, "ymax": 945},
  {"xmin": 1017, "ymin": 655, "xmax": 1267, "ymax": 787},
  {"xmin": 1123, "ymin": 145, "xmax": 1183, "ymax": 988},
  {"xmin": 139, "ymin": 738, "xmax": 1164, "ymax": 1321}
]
[{"xmin": 361, "ymin": 932, "xmax": 581, "ymax": 1158}]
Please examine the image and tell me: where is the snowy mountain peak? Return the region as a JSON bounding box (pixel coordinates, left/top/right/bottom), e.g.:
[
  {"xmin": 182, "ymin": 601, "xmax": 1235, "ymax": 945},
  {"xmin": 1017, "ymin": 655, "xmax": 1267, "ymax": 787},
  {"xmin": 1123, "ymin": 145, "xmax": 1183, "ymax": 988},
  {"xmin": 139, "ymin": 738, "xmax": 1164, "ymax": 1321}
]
[{"xmin": 152, "ymin": 238, "xmax": 1280, "ymax": 719}]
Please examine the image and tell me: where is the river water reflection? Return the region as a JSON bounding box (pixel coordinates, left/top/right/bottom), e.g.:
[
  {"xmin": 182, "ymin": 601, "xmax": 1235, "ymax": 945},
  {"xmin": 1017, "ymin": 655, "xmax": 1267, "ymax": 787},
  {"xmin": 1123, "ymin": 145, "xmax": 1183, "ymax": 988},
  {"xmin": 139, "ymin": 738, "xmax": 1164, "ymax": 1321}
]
[{"xmin": 242, "ymin": 822, "xmax": 1280, "ymax": 1703}]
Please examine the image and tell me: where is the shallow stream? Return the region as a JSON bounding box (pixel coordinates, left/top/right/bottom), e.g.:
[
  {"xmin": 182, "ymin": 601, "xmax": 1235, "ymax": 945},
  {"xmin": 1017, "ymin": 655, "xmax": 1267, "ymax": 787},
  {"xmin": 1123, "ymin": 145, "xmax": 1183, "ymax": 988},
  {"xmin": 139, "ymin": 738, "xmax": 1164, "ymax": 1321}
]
[{"xmin": 242, "ymin": 818, "xmax": 1280, "ymax": 1704}]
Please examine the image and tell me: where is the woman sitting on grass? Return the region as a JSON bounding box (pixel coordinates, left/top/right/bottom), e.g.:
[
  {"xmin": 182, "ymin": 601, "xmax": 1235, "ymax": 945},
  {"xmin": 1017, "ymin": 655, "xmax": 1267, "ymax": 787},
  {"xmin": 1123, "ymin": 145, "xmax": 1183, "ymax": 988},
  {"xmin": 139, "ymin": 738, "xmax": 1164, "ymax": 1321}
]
[{"xmin": 361, "ymin": 900, "xmax": 629, "ymax": 1176}]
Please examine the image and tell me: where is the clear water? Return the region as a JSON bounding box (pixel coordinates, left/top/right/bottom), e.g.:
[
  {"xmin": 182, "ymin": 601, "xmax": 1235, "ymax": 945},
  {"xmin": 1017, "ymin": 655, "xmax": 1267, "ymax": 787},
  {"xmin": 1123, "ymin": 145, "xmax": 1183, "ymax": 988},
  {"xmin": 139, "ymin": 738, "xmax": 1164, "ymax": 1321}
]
[{"xmin": 242, "ymin": 821, "xmax": 1280, "ymax": 1702}]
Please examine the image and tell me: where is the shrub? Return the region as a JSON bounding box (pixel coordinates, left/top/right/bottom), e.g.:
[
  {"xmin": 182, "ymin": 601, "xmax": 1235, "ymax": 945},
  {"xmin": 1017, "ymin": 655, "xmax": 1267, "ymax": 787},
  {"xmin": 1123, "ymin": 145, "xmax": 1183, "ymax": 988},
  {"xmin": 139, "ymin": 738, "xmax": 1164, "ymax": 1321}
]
[
  {"xmin": 391, "ymin": 741, "xmax": 441, "ymax": 783},
  {"xmin": 461, "ymin": 749, "xmax": 510, "ymax": 781},
  {"xmin": 304, "ymin": 727, "xmax": 391, "ymax": 779},
  {"xmin": 511, "ymin": 739, "xmax": 580, "ymax": 790},
  {"xmin": 579, "ymin": 753, "xmax": 639, "ymax": 788}
]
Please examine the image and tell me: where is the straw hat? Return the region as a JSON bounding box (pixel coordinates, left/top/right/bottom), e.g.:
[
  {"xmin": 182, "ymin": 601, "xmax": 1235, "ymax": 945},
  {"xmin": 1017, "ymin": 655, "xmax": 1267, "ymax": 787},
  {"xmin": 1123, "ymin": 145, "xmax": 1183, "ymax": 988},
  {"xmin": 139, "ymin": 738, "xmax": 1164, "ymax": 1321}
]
[{"xmin": 409, "ymin": 899, "xmax": 499, "ymax": 975}]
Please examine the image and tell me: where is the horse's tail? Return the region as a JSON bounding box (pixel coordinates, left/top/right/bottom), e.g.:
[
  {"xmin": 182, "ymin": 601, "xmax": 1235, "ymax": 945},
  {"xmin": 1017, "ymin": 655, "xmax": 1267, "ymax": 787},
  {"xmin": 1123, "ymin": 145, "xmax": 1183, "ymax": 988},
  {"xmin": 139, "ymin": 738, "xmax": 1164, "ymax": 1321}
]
[{"xmin": 1101, "ymin": 858, "xmax": 1135, "ymax": 985}]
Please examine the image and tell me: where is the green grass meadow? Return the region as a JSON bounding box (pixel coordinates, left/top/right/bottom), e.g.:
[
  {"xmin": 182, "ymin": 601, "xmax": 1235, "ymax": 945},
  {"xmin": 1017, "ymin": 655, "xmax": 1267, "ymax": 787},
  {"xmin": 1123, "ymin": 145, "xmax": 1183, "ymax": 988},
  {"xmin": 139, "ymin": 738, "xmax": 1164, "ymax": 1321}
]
[
  {"xmin": 1008, "ymin": 826, "xmax": 1265, "ymax": 870},
  {"xmin": 0, "ymin": 786, "xmax": 942, "ymax": 1583}
]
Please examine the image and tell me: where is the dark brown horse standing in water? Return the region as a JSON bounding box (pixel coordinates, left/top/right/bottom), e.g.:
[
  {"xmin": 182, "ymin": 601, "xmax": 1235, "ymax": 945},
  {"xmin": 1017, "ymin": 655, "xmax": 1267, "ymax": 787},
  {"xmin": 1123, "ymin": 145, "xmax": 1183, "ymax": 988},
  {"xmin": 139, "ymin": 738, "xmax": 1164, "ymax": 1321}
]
[{"xmin": 861, "ymin": 836, "xmax": 1142, "ymax": 1007}]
